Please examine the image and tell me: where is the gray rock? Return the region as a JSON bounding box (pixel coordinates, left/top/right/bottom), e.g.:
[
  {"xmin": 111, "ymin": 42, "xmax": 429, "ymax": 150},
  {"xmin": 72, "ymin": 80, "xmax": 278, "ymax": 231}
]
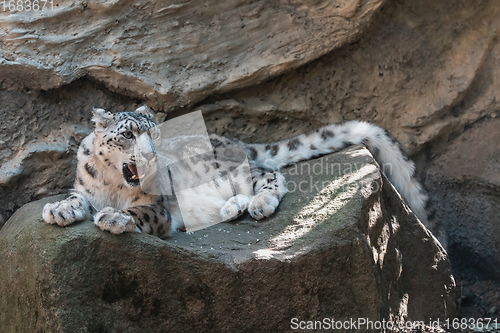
[
  {"xmin": 0, "ymin": 146, "xmax": 455, "ymax": 332},
  {"xmin": 425, "ymin": 117, "xmax": 500, "ymax": 317}
]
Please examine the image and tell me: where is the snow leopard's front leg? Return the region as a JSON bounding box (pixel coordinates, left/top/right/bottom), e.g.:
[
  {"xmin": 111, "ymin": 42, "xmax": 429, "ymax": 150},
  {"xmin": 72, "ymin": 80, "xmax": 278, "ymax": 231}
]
[
  {"xmin": 94, "ymin": 201, "xmax": 174, "ymax": 238},
  {"xmin": 43, "ymin": 191, "xmax": 93, "ymax": 226},
  {"xmin": 248, "ymin": 169, "xmax": 288, "ymax": 220}
]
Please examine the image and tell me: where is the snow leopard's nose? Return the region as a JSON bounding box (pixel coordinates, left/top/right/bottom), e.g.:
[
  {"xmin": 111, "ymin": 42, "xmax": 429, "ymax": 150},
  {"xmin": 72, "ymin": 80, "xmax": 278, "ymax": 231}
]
[
  {"xmin": 136, "ymin": 133, "xmax": 157, "ymax": 162},
  {"xmin": 142, "ymin": 149, "xmax": 156, "ymax": 162},
  {"xmin": 141, "ymin": 139, "xmax": 156, "ymax": 162}
]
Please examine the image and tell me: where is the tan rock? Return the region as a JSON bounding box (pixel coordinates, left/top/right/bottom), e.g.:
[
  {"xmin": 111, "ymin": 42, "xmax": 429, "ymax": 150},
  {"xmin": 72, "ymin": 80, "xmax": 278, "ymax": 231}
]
[
  {"xmin": 0, "ymin": 0, "xmax": 384, "ymax": 109},
  {"xmin": 200, "ymin": 0, "xmax": 500, "ymax": 155}
]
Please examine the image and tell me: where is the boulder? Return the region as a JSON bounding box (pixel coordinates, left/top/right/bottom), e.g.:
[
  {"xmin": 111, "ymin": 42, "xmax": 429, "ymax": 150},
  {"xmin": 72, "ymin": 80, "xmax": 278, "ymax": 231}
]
[{"xmin": 0, "ymin": 146, "xmax": 455, "ymax": 332}]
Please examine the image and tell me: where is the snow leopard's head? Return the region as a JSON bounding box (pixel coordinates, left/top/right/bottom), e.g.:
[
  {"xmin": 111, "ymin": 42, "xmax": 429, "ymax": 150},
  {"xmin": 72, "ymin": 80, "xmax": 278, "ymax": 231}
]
[{"xmin": 92, "ymin": 105, "xmax": 158, "ymax": 187}]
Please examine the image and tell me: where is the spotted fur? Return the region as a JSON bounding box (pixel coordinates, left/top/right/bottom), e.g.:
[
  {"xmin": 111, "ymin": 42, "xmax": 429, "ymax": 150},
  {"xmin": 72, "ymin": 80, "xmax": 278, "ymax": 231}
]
[
  {"xmin": 246, "ymin": 121, "xmax": 429, "ymax": 225},
  {"xmin": 43, "ymin": 106, "xmax": 180, "ymax": 237},
  {"xmin": 43, "ymin": 106, "xmax": 430, "ymax": 238}
]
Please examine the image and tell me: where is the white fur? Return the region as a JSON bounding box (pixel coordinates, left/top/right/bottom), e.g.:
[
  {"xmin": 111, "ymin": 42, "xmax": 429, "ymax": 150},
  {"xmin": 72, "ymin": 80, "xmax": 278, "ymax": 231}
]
[
  {"xmin": 250, "ymin": 121, "xmax": 428, "ymax": 224},
  {"xmin": 43, "ymin": 107, "xmax": 429, "ymax": 238}
]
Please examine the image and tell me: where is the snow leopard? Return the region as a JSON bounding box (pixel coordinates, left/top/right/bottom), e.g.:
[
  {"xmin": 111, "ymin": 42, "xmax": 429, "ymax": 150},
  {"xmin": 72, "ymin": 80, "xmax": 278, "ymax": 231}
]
[{"xmin": 42, "ymin": 105, "xmax": 430, "ymax": 238}]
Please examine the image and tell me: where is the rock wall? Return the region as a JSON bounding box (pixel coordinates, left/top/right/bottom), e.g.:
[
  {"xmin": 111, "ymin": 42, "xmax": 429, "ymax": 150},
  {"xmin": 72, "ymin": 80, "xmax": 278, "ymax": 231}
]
[
  {"xmin": 0, "ymin": 0, "xmax": 499, "ymax": 319},
  {"xmin": 0, "ymin": 81, "xmax": 138, "ymax": 222},
  {"xmin": 0, "ymin": 0, "xmax": 385, "ymax": 224},
  {"xmin": 0, "ymin": 0, "xmax": 384, "ymax": 108}
]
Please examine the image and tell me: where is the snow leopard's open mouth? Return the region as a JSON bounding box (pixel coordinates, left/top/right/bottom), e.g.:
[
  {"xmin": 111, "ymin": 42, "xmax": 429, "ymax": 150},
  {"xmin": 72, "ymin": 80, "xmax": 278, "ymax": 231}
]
[{"xmin": 123, "ymin": 163, "xmax": 145, "ymax": 186}]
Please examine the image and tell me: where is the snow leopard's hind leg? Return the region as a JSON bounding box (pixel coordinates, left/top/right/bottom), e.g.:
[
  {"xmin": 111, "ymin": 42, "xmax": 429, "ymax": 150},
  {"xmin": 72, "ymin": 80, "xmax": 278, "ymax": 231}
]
[
  {"xmin": 248, "ymin": 168, "xmax": 288, "ymax": 220},
  {"xmin": 220, "ymin": 194, "xmax": 252, "ymax": 221},
  {"xmin": 43, "ymin": 191, "xmax": 93, "ymax": 226}
]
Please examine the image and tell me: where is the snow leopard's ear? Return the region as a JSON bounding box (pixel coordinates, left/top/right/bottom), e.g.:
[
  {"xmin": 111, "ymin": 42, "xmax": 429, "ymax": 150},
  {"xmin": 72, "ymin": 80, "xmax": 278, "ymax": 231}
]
[
  {"xmin": 135, "ymin": 104, "xmax": 153, "ymax": 119},
  {"xmin": 92, "ymin": 107, "xmax": 113, "ymax": 131}
]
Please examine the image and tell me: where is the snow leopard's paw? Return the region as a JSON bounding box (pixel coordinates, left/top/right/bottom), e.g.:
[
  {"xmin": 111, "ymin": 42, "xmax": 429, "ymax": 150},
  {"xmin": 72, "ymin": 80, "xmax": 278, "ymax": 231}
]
[
  {"xmin": 94, "ymin": 207, "xmax": 138, "ymax": 234},
  {"xmin": 248, "ymin": 192, "xmax": 280, "ymax": 220},
  {"xmin": 220, "ymin": 194, "xmax": 251, "ymax": 221},
  {"xmin": 43, "ymin": 200, "xmax": 86, "ymax": 227}
]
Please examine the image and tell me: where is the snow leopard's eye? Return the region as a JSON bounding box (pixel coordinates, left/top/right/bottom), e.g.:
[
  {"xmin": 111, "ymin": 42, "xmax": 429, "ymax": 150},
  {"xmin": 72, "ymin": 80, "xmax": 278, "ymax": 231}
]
[{"xmin": 122, "ymin": 131, "xmax": 134, "ymax": 139}]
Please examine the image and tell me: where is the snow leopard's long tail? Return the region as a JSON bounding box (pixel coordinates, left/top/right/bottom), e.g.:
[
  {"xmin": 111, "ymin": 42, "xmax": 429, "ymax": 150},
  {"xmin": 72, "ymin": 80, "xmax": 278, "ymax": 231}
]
[{"xmin": 246, "ymin": 120, "xmax": 428, "ymax": 224}]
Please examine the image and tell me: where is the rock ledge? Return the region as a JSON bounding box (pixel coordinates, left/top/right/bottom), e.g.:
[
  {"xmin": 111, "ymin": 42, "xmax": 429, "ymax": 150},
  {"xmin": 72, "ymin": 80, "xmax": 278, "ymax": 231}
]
[{"xmin": 0, "ymin": 146, "xmax": 454, "ymax": 332}]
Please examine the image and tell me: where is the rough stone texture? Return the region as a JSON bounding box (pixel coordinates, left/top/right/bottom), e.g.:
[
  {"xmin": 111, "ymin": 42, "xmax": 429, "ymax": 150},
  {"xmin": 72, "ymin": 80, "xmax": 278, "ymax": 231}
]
[
  {"xmin": 0, "ymin": 0, "xmax": 384, "ymax": 109},
  {"xmin": 425, "ymin": 118, "xmax": 500, "ymax": 318},
  {"xmin": 0, "ymin": 80, "xmax": 139, "ymax": 225},
  {"xmin": 0, "ymin": 147, "xmax": 454, "ymax": 332},
  {"xmin": 199, "ymin": 0, "xmax": 500, "ymax": 153},
  {"xmin": 197, "ymin": 0, "xmax": 500, "ymax": 318},
  {"xmin": 0, "ymin": 0, "xmax": 385, "ymax": 226}
]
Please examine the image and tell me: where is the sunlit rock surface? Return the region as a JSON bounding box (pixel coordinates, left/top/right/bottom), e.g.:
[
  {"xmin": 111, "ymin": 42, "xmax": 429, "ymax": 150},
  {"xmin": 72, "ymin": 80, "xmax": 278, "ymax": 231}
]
[{"xmin": 0, "ymin": 0, "xmax": 384, "ymax": 109}]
